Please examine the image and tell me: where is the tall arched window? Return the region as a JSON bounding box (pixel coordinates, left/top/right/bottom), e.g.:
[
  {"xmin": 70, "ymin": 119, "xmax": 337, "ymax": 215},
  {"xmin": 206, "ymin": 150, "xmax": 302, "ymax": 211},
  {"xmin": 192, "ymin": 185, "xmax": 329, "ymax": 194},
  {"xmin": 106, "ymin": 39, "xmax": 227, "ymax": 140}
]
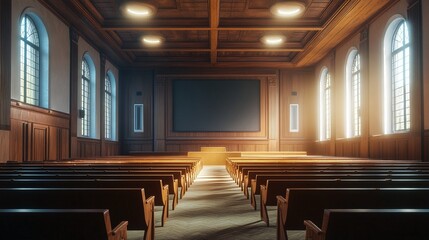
[
  {"xmin": 19, "ymin": 13, "xmax": 49, "ymax": 108},
  {"xmin": 391, "ymin": 20, "xmax": 410, "ymax": 132},
  {"xmin": 105, "ymin": 74, "xmax": 112, "ymax": 139},
  {"xmin": 81, "ymin": 58, "xmax": 91, "ymax": 137},
  {"xmin": 20, "ymin": 15, "xmax": 40, "ymax": 105},
  {"xmin": 319, "ymin": 68, "xmax": 331, "ymax": 141},
  {"xmin": 383, "ymin": 17, "xmax": 410, "ymax": 133},
  {"xmin": 346, "ymin": 50, "xmax": 361, "ymax": 137},
  {"xmin": 104, "ymin": 71, "xmax": 117, "ymax": 140}
]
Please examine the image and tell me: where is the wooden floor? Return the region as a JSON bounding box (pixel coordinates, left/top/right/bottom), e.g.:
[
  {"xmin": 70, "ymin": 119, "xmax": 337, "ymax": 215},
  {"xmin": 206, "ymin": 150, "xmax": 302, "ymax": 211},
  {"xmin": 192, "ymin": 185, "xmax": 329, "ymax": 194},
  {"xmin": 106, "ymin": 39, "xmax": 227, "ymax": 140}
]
[{"xmin": 128, "ymin": 165, "xmax": 305, "ymax": 240}]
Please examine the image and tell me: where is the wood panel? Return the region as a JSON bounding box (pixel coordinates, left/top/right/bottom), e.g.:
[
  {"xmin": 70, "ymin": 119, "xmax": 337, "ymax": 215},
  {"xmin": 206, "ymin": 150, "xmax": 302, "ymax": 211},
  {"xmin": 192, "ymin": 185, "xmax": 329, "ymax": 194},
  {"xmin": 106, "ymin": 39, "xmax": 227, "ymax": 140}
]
[
  {"xmin": 9, "ymin": 101, "xmax": 70, "ymax": 162},
  {"xmin": 279, "ymin": 140, "xmax": 314, "ymax": 153},
  {"xmin": 164, "ymin": 140, "xmax": 269, "ymax": 152},
  {"xmin": 369, "ymin": 133, "xmax": 415, "ymax": 160},
  {"xmin": 102, "ymin": 140, "xmax": 120, "ymax": 156},
  {"xmin": 0, "ymin": 130, "xmax": 9, "ymax": 163},
  {"xmin": 31, "ymin": 124, "xmax": 48, "ymax": 161},
  {"xmin": 335, "ymin": 138, "xmax": 362, "ymax": 158},
  {"xmin": 77, "ymin": 138, "xmax": 101, "ymax": 158}
]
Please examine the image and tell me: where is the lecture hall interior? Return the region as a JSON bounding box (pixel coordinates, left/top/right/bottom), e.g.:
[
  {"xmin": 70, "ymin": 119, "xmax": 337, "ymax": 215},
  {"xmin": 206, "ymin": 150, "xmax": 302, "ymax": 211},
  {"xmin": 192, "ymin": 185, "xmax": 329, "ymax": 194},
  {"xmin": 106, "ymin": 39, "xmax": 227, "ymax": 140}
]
[{"xmin": 0, "ymin": 0, "xmax": 429, "ymax": 239}]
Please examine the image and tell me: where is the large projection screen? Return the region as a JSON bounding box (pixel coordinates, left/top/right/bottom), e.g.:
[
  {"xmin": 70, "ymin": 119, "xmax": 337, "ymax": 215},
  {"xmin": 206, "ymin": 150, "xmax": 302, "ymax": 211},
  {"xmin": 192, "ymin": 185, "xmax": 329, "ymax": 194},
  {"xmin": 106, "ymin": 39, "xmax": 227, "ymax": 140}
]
[{"xmin": 172, "ymin": 79, "xmax": 260, "ymax": 132}]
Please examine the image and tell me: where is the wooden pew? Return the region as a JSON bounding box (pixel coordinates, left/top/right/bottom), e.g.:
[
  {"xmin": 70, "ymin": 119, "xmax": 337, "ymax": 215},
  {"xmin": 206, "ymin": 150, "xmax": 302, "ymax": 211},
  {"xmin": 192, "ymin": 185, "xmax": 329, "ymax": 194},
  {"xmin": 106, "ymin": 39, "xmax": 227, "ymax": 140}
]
[
  {"xmin": 304, "ymin": 209, "xmax": 429, "ymax": 240},
  {"xmin": 0, "ymin": 209, "xmax": 128, "ymax": 240},
  {"xmin": 1, "ymin": 164, "xmax": 190, "ymax": 195},
  {"xmin": 0, "ymin": 188, "xmax": 155, "ymax": 240},
  {"xmin": 13, "ymin": 168, "xmax": 187, "ymax": 198},
  {"xmin": 243, "ymin": 167, "xmax": 429, "ymax": 195},
  {"xmin": 276, "ymin": 188, "xmax": 429, "ymax": 240},
  {"xmin": 0, "ymin": 176, "xmax": 178, "ymax": 211},
  {"xmin": 259, "ymin": 178, "xmax": 429, "ymax": 226},
  {"xmin": 250, "ymin": 172, "xmax": 429, "ymax": 209}
]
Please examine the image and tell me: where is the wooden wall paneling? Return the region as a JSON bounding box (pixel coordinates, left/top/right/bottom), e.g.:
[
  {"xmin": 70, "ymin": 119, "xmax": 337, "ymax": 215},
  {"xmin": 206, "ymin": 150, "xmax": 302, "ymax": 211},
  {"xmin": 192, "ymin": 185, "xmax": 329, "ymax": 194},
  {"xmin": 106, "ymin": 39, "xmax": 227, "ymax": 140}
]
[
  {"xmin": 10, "ymin": 102, "xmax": 70, "ymax": 161},
  {"xmin": 9, "ymin": 120, "xmax": 26, "ymax": 162},
  {"xmin": 31, "ymin": 123, "xmax": 48, "ymax": 161},
  {"xmin": 48, "ymin": 126, "xmax": 58, "ymax": 161},
  {"xmin": 0, "ymin": 0, "xmax": 11, "ymax": 130},
  {"xmin": 407, "ymin": 0, "xmax": 423, "ymax": 160},
  {"xmin": 77, "ymin": 138, "xmax": 101, "ymax": 158},
  {"xmin": 0, "ymin": 130, "xmax": 9, "ymax": 162},
  {"xmin": 370, "ymin": 134, "xmax": 412, "ymax": 160},
  {"xmin": 279, "ymin": 69, "xmax": 315, "ymax": 154},
  {"xmin": 120, "ymin": 69, "xmax": 154, "ymax": 153},
  {"xmin": 335, "ymin": 138, "xmax": 361, "ymax": 158},
  {"xmin": 60, "ymin": 128, "xmax": 69, "ymax": 160},
  {"xmin": 268, "ymin": 75, "xmax": 279, "ymax": 151}
]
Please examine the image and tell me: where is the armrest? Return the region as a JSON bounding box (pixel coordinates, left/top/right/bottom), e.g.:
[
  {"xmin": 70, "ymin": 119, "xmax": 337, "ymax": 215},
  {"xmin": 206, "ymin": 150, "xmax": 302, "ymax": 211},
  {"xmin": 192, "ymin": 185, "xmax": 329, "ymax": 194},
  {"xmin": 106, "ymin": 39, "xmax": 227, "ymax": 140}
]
[
  {"xmin": 111, "ymin": 221, "xmax": 128, "ymax": 240},
  {"xmin": 146, "ymin": 195, "xmax": 155, "ymax": 205},
  {"xmin": 304, "ymin": 220, "xmax": 324, "ymax": 240},
  {"xmin": 276, "ymin": 195, "xmax": 287, "ymax": 204}
]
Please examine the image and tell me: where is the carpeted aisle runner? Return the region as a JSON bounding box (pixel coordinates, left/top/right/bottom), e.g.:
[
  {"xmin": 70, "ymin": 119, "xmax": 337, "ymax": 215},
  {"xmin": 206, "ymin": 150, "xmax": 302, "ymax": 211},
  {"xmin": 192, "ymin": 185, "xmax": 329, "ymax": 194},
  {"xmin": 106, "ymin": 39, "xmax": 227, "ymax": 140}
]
[{"xmin": 128, "ymin": 165, "xmax": 304, "ymax": 240}]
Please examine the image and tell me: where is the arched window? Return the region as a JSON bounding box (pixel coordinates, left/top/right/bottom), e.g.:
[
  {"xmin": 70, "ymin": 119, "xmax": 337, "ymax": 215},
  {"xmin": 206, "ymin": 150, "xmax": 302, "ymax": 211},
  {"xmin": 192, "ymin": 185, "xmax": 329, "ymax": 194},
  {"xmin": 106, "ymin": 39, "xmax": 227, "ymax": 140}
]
[
  {"xmin": 104, "ymin": 74, "xmax": 112, "ymax": 139},
  {"xmin": 81, "ymin": 58, "xmax": 91, "ymax": 137},
  {"xmin": 19, "ymin": 13, "xmax": 49, "ymax": 108},
  {"xmin": 346, "ymin": 50, "xmax": 361, "ymax": 137},
  {"xmin": 319, "ymin": 68, "xmax": 331, "ymax": 141},
  {"xmin": 383, "ymin": 17, "xmax": 410, "ymax": 133}
]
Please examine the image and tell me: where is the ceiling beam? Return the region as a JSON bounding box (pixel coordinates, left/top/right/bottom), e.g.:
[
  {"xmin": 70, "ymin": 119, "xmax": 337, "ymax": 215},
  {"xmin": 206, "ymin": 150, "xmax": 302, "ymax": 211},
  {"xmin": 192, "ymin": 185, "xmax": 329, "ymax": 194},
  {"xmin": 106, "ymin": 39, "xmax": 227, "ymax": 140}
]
[
  {"xmin": 101, "ymin": 26, "xmax": 323, "ymax": 31},
  {"xmin": 122, "ymin": 48, "xmax": 303, "ymax": 52},
  {"xmin": 210, "ymin": 0, "xmax": 220, "ymax": 64}
]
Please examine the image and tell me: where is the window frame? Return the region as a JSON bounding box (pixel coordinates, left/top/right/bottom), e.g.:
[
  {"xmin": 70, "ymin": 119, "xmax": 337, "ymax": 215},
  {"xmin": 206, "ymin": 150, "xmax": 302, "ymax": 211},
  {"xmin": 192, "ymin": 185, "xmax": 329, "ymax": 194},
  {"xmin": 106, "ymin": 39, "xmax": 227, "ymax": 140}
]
[
  {"xmin": 20, "ymin": 14, "xmax": 41, "ymax": 106},
  {"xmin": 81, "ymin": 58, "xmax": 91, "ymax": 137},
  {"xmin": 319, "ymin": 68, "xmax": 331, "ymax": 141},
  {"xmin": 383, "ymin": 17, "xmax": 410, "ymax": 134}
]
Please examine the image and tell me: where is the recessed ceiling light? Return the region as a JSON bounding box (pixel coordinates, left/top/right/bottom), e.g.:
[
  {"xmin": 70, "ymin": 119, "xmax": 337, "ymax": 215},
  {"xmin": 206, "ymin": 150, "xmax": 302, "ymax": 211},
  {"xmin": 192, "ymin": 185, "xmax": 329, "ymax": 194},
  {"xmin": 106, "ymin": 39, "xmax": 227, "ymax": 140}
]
[
  {"xmin": 123, "ymin": 1, "xmax": 157, "ymax": 18},
  {"xmin": 142, "ymin": 35, "xmax": 164, "ymax": 46},
  {"xmin": 270, "ymin": 1, "xmax": 306, "ymax": 18},
  {"xmin": 261, "ymin": 35, "xmax": 286, "ymax": 46}
]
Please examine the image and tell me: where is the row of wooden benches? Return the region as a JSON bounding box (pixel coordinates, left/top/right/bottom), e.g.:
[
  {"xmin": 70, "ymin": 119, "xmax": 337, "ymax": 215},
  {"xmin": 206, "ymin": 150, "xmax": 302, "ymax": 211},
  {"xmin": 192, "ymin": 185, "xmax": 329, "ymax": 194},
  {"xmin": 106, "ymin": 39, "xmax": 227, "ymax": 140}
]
[
  {"xmin": 0, "ymin": 156, "xmax": 202, "ymax": 240},
  {"xmin": 226, "ymin": 157, "xmax": 429, "ymax": 240}
]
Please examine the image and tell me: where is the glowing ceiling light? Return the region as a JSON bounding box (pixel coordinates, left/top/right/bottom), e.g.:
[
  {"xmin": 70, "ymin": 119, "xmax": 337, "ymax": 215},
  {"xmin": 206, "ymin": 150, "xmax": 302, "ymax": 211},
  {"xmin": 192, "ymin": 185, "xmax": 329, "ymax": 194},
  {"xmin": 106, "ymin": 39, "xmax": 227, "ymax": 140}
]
[
  {"xmin": 142, "ymin": 35, "xmax": 164, "ymax": 46},
  {"xmin": 270, "ymin": 1, "xmax": 306, "ymax": 18},
  {"xmin": 261, "ymin": 35, "xmax": 286, "ymax": 46},
  {"xmin": 123, "ymin": 2, "xmax": 157, "ymax": 18}
]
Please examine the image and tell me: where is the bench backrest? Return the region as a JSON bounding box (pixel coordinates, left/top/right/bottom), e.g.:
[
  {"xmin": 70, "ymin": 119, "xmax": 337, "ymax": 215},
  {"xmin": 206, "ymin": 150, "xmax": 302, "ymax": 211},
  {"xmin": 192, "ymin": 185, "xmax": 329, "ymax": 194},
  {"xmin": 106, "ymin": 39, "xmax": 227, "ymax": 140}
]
[
  {"xmin": 323, "ymin": 209, "xmax": 429, "ymax": 240},
  {"xmin": 265, "ymin": 178, "xmax": 429, "ymax": 206},
  {"xmin": 0, "ymin": 209, "xmax": 117, "ymax": 240},
  {"xmin": 284, "ymin": 188, "xmax": 429, "ymax": 230},
  {"xmin": 0, "ymin": 188, "xmax": 151, "ymax": 230}
]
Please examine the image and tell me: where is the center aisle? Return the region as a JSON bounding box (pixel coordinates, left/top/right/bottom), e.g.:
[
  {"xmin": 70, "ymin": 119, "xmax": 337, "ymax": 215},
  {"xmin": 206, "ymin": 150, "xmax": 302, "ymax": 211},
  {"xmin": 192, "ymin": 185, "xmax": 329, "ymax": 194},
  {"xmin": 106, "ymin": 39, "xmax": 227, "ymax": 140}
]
[{"xmin": 154, "ymin": 165, "xmax": 277, "ymax": 240}]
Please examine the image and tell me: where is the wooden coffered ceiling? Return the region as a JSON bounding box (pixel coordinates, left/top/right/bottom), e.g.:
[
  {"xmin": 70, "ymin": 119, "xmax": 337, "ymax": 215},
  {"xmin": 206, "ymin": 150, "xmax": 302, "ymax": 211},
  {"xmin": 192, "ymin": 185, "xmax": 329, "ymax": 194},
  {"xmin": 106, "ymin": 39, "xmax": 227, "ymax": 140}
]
[{"xmin": 41, "ymin": 0, "xmax": 397, "ymax": 68}]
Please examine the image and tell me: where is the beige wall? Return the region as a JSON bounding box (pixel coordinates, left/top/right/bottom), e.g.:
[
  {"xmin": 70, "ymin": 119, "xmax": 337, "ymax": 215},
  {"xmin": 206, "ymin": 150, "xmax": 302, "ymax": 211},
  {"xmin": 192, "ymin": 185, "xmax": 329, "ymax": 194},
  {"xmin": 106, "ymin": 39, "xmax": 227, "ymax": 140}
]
[{"xmin": 11, "ymin": 0, "xmax": 70, "ymax": 113}]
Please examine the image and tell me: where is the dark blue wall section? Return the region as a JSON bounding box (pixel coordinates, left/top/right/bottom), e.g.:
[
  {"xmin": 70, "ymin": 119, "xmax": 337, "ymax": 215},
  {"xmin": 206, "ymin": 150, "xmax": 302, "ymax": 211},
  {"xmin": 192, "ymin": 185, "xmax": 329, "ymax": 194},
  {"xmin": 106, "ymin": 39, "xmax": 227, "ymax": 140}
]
[{"xmin": 173, "ymin": 79, "xmax": 260, "ymax": 132}]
